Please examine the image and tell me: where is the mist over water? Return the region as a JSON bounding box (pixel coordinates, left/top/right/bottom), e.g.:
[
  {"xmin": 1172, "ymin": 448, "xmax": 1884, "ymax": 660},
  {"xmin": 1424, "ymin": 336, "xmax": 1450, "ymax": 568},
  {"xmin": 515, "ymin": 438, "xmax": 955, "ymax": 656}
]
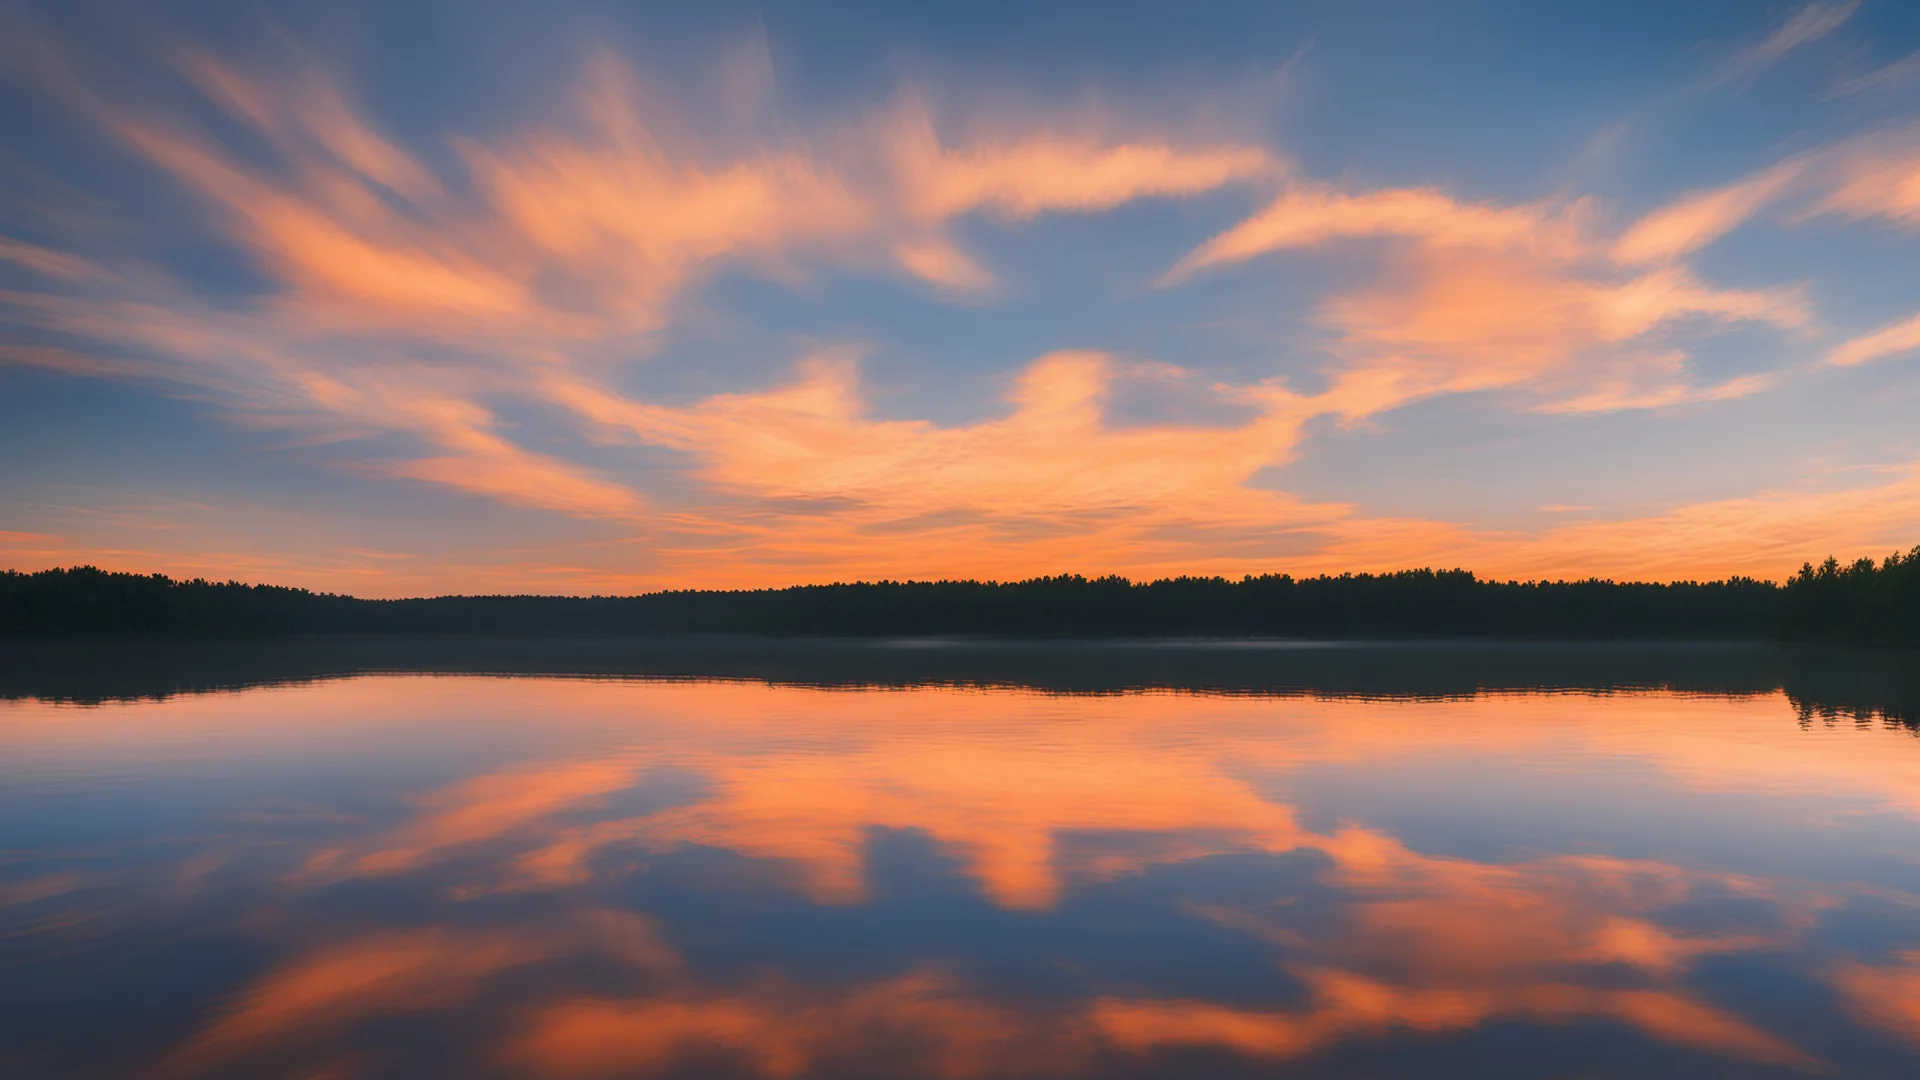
[{"xmin": 3, "ymin": 642, "xmax": 1918, "ymax": 1078}]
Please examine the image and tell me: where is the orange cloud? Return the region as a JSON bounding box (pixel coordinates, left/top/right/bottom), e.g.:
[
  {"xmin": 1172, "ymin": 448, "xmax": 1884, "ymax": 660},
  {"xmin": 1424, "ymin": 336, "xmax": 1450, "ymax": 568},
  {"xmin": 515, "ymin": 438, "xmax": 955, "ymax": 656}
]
[
  {"xmin": 536, "ymin": 348, "xmax": 1346, "ymax": 585},
  {"xmin": 557, "ymin": 350, "xmax": 1306, "ymax": 519},
  {"xmin": 1608, "ymin": 123, "xmax": 1920, "ymax": 262},
  {"xmin": 1613, "ymin": 157, "xmax": 1811, "ymax": 264},
  {"xmin": 1164, "ymin": 175, "xmax": 1801, "ymax": 428},
  {"xmin": 890, "ymin": 113, "xmax": 1275, "ymax": 223},
  {"xmin": 455, "ymin": 55, "xmax": 872, "ymax": 330},
  {"xmin": 174, "ymin": 46, "xmax": 443, "ymax": 205},
  {"xmin": 1312, "ymin": 255, "xmax": 1797, "ymax": 420},
  {"xmin": 105, "ymin": 97, "xmax": 525, "ymax": 325},
  {"xmin": 1829, "ymin": 310, "xmax": 1920, "ymax": 366},
  {"xmin": 366, "ymin": 393, "xmax": 644, "ymax": 519},
  {"xmin": 1165, "ymin": 183, "xmax": 1589, "ymax": 282},
  {"xmin": 1810, "ymin": 126, "xmax": 1920, "ymax": 227},
  {"xmin": 881, "ymin": 97, "xmax": 1276, "ymax": 291}
]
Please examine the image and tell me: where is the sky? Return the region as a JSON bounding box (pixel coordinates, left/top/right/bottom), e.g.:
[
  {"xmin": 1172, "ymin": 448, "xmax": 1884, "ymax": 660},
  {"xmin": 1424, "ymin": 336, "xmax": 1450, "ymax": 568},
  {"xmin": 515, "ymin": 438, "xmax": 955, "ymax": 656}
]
[{"xmin": 2, "ymin": 0, "xmax": 1920, "ymax": 596}]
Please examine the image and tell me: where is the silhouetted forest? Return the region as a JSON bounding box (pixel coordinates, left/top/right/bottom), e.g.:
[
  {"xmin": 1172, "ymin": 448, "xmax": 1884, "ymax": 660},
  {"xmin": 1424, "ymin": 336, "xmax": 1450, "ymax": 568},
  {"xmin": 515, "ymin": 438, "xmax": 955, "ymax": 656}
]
[
  {"xmin": 11, "ymin": 556, "xmax": 1912, "ymax": 641},
  {"xmin": 1779, "ymin": 546, "xmax": 1920, "ymax": 646}
]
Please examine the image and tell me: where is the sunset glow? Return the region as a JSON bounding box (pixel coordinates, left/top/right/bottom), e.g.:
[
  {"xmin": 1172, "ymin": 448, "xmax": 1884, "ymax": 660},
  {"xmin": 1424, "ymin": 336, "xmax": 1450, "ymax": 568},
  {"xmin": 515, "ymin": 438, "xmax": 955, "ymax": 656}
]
[{"xmin": 2, "ymin": 3, "xmax": 1918, "ymax": 591}]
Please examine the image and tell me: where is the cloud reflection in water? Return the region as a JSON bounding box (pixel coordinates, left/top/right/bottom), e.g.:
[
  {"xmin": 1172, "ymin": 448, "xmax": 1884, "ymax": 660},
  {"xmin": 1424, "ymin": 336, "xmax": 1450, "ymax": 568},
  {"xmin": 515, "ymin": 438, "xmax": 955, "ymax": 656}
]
[{"xmin": 1, "ymin": 647, "xmax": 1918, "ymax": 1077}]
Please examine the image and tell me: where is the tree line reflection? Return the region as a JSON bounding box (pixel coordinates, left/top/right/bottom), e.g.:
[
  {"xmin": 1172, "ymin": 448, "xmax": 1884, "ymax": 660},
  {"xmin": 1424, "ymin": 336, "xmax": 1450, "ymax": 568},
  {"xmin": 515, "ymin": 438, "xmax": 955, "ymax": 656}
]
[{"xmin": 5, "ymin": 638, "xmax": 1915, "ymax": 732}]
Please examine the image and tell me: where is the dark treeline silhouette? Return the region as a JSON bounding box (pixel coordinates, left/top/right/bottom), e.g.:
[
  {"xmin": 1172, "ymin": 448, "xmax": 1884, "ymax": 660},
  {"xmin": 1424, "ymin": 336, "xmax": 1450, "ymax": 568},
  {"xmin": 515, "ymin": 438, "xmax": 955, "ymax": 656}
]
[
  {"xmin": 1780, "ymin": 546, "xmax": 1920, "ymax": 647},
  {"xmin": 6, "ymin": 559, "xmax": 1914, "ymax": 641},
  {"xmin": 13, "ymin": 560, "xmax": 1900, "ymax": 641}
]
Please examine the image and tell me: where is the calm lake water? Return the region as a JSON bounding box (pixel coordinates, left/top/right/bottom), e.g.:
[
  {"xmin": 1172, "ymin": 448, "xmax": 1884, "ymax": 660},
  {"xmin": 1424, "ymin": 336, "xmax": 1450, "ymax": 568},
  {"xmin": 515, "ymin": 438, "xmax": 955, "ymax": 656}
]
[{"xmin": 3, "ymin": 640, "xmax": 1919, "ymax": 1079}]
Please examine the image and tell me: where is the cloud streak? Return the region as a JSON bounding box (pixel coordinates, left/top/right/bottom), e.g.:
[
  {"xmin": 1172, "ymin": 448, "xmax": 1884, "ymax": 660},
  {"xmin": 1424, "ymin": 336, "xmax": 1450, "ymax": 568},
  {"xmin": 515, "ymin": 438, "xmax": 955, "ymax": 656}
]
[
  {"xmin": 1700, "ymin": 1, "xmax": 1860, "ymax": 90},
  {"xmin": 1163, "ymin": 176, "xmax": 1801, "ymax": 424}
]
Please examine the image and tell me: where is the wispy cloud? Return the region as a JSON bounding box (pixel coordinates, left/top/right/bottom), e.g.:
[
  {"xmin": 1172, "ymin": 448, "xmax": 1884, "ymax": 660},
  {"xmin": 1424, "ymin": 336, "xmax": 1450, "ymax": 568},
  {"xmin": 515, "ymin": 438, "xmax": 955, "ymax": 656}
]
[
  {"xmin": 1612, "ymin": 157, "xmax": 1812, "ymax": 264},
  {"xmin": 1599, "ymin": 124, "xmax": 1920, "ymax": 263},
  {"xmin": 1699, "ymin": 1, "xmax": 1860, "ymax": 90},
  {"xmin": 1608, "ymin": 124, "xmax": 1920, "ymax": 377},
  {"xmin": 1829, "ymin": 311, "xmax": 1920, "ymax": 366},
  {"xmin": 1162, "ymin": 184, "xmax": 1588, "ymax": 284},
  {"xmin": 0, "ymin": 236, "xmax": 99, "ymax": 279},
  {"xmin": 1162, "ymin": 176, "xmax": 1800, "ymax": 423},
  {"xmin": 1826, "ymin": 49, "xmax": 1920, "ymax": 98}
]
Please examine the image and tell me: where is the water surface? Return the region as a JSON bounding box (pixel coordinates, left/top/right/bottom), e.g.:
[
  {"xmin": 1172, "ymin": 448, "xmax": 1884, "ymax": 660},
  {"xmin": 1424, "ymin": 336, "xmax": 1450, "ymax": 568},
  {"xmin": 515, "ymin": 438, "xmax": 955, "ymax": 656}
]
[{"xmin": 2, "ymin": 641, "xmax": 1918, "ymax": 1078}]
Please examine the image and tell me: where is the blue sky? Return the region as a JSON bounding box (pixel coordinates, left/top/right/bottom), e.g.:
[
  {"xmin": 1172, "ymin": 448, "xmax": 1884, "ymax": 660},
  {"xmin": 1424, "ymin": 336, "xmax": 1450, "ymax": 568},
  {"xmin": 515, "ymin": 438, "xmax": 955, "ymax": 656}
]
[{"xmin": 3, "ymin": 0, "xmax": 1919, "ymax": 594}]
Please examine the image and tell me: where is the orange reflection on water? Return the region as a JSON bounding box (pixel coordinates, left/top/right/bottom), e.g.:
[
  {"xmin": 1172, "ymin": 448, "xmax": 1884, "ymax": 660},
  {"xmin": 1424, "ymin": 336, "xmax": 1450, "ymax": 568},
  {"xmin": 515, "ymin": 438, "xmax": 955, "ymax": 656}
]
[
  {"xmin": 303, "ymin": 757, "xmax": 647, "ymax": 879},
  {"xmin": 1091, "ymin": 980, "xmax": 1819, "ymax": 1069},
  {"xmin": 9, "ymin": 675, "xmax": 1920, "ymax": 1076},
  {"xmin": 156, "ymin": 912, "xmax": 679, "ymax": 1078},
  {"xmin": 509, "ymin": 971, "xmax": 1092, "ymax": 1080},
  {"xmin": 1834, "ymin": 951, "xmax": 1920, "ymax": 1048},
  {"xmin": 253, "ymin": 677, "xmax": 1920, "ymax": 913}
]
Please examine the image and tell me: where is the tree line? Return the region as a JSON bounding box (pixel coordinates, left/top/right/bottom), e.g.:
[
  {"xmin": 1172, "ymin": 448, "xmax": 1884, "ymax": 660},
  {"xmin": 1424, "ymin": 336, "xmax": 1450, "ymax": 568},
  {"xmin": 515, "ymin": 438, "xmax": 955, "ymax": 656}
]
[
  {"xmin": 1780, "ymin": 546, "xmax": 1920, "ymax": 646},
  {"xmin": 0, "ymin": 549, "xmax": 1914, "ymax": 643}
]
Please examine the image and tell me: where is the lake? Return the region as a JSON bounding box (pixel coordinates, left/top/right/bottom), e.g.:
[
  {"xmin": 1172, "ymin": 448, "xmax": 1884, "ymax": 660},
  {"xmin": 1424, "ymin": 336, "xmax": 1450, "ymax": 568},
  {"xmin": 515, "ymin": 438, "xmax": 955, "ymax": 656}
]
[{"xmin": 2, "ymin": 640, "xmax": 1918, "ymax": 1078}]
